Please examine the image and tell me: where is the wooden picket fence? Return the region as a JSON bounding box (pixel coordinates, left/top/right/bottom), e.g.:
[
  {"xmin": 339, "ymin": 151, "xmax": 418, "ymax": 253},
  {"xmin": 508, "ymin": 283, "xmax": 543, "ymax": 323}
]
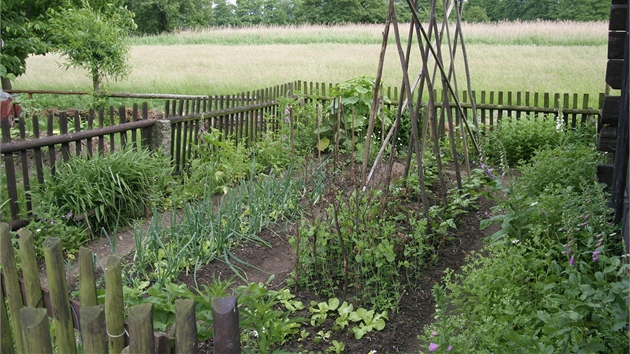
[
  {"xmin": 1, "ymin": 81, "xmax": 603, "ymax": 230},
  {"xmin": 0, "ymin": 222, "xmax": 243, "ymax": 354}
]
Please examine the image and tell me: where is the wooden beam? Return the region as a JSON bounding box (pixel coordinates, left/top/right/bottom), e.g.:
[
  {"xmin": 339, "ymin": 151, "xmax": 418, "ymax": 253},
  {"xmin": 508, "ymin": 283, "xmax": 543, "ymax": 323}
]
[
  {"xmin": 606, "ymin": 59, "xmax": 624, "ymax": 89},
  {"xmin": 608, "ymin": 31, "xmax": 626, "ymax": 59},
  {"xmin": 598, "ymin": 126, "xmax": 618, "ymax": 152},
  {"xmin": 600, "ymin": 96, "xmax": 621, "ymax": 125},
  {"xmin": 609, "ymin": 3, "xmax": 628, "ymax": 31},
  {"xmin": 597, "ymin": 163, "xmax": 615, "ymax": 187}
]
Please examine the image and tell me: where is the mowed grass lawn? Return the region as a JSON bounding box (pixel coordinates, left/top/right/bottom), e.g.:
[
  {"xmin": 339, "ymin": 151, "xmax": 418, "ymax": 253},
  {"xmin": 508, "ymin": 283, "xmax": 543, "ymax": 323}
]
[{"xmin": 15, "ymin": 21, "xmax": 610, "ymax": 98}]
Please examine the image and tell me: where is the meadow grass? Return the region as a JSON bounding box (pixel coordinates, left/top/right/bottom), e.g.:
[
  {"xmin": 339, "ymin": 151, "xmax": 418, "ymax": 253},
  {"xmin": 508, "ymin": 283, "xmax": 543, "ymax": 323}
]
[
  {"xmin": 14, "ymin": 21, "xmax": 609, "ymax": 100},
  {"xmin": 127, "ymin": 21, "xmax": 608, "ymax": 47}
]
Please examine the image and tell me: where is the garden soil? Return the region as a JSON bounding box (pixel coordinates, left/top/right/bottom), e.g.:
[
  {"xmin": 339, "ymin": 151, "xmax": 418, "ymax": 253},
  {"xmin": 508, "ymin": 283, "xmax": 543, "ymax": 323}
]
[{"xmin": 48, "ymin": 160, "xmax": 500, "ymax": 354}]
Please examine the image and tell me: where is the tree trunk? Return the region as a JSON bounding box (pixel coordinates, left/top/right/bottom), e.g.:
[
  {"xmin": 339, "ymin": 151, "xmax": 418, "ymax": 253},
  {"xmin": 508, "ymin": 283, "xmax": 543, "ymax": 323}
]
[
  {"xmin": 92, "ymin": 71, "xmax": 100, "ymax": 95},
  {"xmin": 1, "ymin": 77, "xmax": 12, "ymax": 90}
]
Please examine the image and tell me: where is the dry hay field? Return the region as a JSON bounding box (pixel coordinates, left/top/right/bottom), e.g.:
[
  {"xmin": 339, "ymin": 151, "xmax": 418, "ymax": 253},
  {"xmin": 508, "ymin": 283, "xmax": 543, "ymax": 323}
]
[{"xmin": 15, "ymin": 21, "xmax": 610, "ymax": 98}]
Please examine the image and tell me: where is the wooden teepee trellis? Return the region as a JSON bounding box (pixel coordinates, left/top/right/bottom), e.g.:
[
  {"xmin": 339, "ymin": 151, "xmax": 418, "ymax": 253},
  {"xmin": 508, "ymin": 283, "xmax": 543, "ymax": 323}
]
[{"xmin": 362, "ymin": 0, "xmax": 482, "ymax": 217}]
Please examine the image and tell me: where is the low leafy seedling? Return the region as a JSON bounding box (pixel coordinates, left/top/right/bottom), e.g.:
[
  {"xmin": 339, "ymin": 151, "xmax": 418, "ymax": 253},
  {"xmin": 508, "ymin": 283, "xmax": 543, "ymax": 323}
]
[
  {"xmin": 348, "ymin": 308, "xmax": 388, "ymax": 339},
  {"xmin": 309, "ymin": 298, "xmax": 340, "ymax": 326},
  {"xmin": 334, "ymin": 301, "xmax": 354, "ymax": 330}
]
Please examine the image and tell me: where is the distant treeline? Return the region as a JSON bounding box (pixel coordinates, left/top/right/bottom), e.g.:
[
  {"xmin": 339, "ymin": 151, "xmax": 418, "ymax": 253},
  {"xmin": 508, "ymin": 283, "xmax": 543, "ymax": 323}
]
[{"xmin": 127, "ymin": 0, "xmax": 611, "ymax": 34}]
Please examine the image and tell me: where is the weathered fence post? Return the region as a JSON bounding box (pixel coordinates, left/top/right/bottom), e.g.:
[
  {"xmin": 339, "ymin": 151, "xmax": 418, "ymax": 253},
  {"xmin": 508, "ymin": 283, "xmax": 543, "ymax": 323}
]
[
  {"xmin": 176, "ymin": 299, "xmax": 198, "ymax": 354},
  {"xmin": 150, "ymin": 119, "xmax": 172, "ymax": 159},
  {"xmin": 81, "ymin": 305, "xmax": 108, "ymax": 354},
  {"xmin": 17, "ymin": 228, "xmax": 43, "ymax": 307},
  {"xmin": 1, "ymin": 222, "xmax": 25, "ymax": 353},
  {"xmin": 212, "ymin": 296, "xmax": 241, "ymax": 354},
  {"xmin": 0, "ymin": 271, "xmax": 16, "ymax": 354},
  {"xmin": 105, "ymin": 254, "xmax": 126, "ymax": 354},
  {"xmin": 127, "ymin": 303, "xmax": 156, "ymax": 354},
  {"xmin": 19, "ymin": 307, "xmax": 53, "ymax": 354},
  {"xmin": 43, "ymin": 237, "xmax": 77, "ymax": 354},
  {"xmin": 79, "ymin": 246, "xmax": 98, "ymax": 307}
]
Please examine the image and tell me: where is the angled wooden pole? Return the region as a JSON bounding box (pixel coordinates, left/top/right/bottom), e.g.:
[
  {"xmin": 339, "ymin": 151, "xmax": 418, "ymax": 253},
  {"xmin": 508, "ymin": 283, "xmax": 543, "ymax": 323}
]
[{"xmin": 361, "ymin": 0, "xmax": 393, "ymax": 182}]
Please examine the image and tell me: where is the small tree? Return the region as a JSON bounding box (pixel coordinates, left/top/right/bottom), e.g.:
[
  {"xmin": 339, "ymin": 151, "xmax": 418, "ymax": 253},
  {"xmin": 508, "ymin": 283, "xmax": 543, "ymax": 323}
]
[{"xmin": 47, "ymin": 2, "xmax": 136, "ymax": 94}]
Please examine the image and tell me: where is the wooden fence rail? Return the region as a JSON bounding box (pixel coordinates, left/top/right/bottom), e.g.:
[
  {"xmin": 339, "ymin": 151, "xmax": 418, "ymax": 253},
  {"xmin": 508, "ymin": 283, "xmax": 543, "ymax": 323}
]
[
  {"xmin": 1, "ymin": 81, "xmax": 603, "ymax": 229},
  {"xmin": 0, "ymin": 222, "xmax": 241, "ymax": 354}
]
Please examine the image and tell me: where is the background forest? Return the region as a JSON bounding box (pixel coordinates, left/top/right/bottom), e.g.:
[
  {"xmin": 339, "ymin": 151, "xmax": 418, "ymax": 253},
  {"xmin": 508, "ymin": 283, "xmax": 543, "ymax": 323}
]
[{"xmin": 127, "ymin": 0, "xmax": 611, "ymax": 33}]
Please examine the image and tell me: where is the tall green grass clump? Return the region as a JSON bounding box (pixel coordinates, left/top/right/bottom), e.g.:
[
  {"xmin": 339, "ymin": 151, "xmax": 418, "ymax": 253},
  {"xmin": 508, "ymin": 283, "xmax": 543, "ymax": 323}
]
[
  {"xmin": 421, "ymin": 130, "xmax": 628, "ymax": 353},
  {"xmin": 31, "ymin": 147, "xmax": 173, "ymax": 235}
]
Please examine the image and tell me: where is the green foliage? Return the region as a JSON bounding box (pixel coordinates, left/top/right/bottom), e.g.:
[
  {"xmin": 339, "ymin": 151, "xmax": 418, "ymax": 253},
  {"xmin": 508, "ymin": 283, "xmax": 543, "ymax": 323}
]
[
  {"xmin": 183, "ymin": 127, "xmax": 251, "ymax": 199},
  {"xmin": 293, "ymin": 158, "xmax": 483, "ymax": 312},
  {"xmin": 31, "ymin": 147, "xmax": 172, "ymax": 235},
  {"xmin": 462, "ymin": 5, "xmax": 491, "ymax": 23},
  {"xmin": 348, "ymin": 307, "xmax": 387, "ymax": 340},
  {"xmin": 47, "ymin": 1, "xmax": 136, "ymax": 93},
  {"xmin": 423, "ymin": 142, "xmax": 629, "ymax": 353},
  {"xmin": 519, "ymin": 144, "xmax": 603, "ymax": 195},
  {"xmin": 124, "ymin": 281, "xmax": 193, "ymax": 332},
  {"xmin": 309, "ymin": 298, "xmax": 340, "ymax": 326},
  {"xmin": 0, "ymin": 0, "xmax": 50, "ymax": 81},
  {"xmin": 253, "ymin": 129, "xmax": 294, "ymax": 174},
  {"xmin": 327, "ymin": 76, "xmax": 395, "ymax": 156},
  {"xmin": 127, "ymin": 0, "xmax": 216, "ymax": 34},
  {"xmin": 238, "ymin": 282, "xmax": 306, "ymax": 353},
  {"xmin": 23, "ymin": 212, "xmax": 89, "ymax": 259},
  {"xmin": 131, "ymin": 163, "xmax": 312, "ymax": 285},
  {"xmin": 123, "ymin": 278, "xmax": 306, "ymax": 352},
  {"xmin": 293, "ymin": 189, "xmax": 410, "ymax": 311},
  {"xmin": 277, "ymin": 95, "xmax": 320, "ymax": 155},
  {"xmin": 482, "ymin": 113, "xmax": 561, "ymax": 167},
  {"xmin": 308, "ymin": 297, "xmax": 388, "ymax": 339}
]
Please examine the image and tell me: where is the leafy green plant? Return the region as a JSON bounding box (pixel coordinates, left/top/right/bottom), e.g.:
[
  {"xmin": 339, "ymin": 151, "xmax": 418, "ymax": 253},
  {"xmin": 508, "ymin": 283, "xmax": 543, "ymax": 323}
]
[
  {"xmin": 238, "ymin": 282, "xmax": 306, "ymax": 354},
  {"xmin": 334, "ymin": 301, "xmax": 354, "ymax": 330},
  {"xmin": 309, "ymin": 298, "xmax": 340, "ymax": 326},
  {"xmin": 519, "ymin": 144, "xmax": 603, "ymax": 195},
  {"xmin": 327, "ymin": 340, "xmax": 345, "ymax": 353},
  {"xmin": 293, "ymin": 189, "xmax": 408, "ymax": 310},
  {"xmin": 253, "ymin": 129, "xmax": 294, "ymax": 174},
  {"xmin": 482, "ymin": 113, "xmax": 561, "ymax": 166},
  {"xmin": 30, "ymin": 147, "xmax": 172, "ymax": 235},
  {"xmin": 276, "ymin": 95, "xmax": 320, "ymax": 155},
  {"xmin": 423, "ymin": 140, "xmax": 629, "ymax": 353},
  {"xmin": 124, "ymin": 282, "xmax": 194, "ymax": 332},
  {"xmin": 348, "ymin": 308, "xmax": 388, "ymax": 340},
  {"xmin": 271, "ymin": 288, "xmax": 305, "ymax": 312},
  {"xmin": 23, "ymin": 211, "xmax": 88, "ymax": 259},
  {"xmin": 183, "ymin": 126, "xmax": 250, "ymax": 199},
  {"xmin": 326, "ymin": 76, "xmax": 395, "ymax": 158}
]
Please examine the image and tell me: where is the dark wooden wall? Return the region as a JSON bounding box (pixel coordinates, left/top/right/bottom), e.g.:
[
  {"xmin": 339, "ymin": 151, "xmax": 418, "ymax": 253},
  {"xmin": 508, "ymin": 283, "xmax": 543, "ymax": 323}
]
[{"xmin": 597, "ymin": 0, "xmax": 629, "ymax": 252}]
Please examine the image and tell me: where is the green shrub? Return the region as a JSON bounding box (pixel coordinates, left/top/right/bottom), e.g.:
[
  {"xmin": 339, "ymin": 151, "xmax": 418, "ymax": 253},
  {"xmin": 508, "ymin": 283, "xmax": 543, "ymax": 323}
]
[
  {"xmin": 31, "ymin": 147, "xmax": 172, "ymax": 234},
  {"xmin": 483, "ymin": 113, "xmax": 560, "ymax": 166},
  {"xmin": 520, "ymin": 144, "xmax": 603, "ymax": 195}
]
